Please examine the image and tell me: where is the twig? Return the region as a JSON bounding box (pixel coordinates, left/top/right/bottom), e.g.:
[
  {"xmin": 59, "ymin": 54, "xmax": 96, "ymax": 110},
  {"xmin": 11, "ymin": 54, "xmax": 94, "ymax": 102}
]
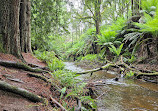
[
  {"xmin": 96, "ymin": 92, "xmax": 105, "ymax": 100},
  {"xmin": 50, "ymin": 96, "xmax": 67, "ymax": 111}
]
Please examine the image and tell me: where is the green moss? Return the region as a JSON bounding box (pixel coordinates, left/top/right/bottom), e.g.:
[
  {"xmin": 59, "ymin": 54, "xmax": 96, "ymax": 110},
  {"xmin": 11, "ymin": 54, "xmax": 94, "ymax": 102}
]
[{"xmin": 0, "ymin": 34, "xmax": 5, "ymax": 53}]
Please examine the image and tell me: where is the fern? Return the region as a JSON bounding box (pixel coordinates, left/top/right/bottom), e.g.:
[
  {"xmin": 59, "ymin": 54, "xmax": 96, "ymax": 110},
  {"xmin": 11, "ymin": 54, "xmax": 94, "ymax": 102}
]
[
  {"xmin": 141, "ymin": 0, "xmax": 158, "ymax": 13},
  {"xmin": 135, "ymin": 0, "xmax": 158, "ymax": 36},
  {"xmin": 108, "ymin": 43, "xmax": 124, "ymax": 56},
  {"xmin": 123, "ymin": 32, "xmax": 144, "ymax": 48}
]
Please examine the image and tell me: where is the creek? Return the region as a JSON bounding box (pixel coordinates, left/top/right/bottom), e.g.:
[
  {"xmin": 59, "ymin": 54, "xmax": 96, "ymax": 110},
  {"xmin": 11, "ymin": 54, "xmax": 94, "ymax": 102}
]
[{"xmin": 64, "ymin": 62, "xmax": 158, "ymax": 111}]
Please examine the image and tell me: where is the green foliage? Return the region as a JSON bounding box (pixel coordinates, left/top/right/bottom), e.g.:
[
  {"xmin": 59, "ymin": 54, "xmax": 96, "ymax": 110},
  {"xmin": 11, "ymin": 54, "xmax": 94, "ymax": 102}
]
[
  {"xmin": 108, "ymin": 43, "xmax": 124, "ymax": 56},
  {"xmin": 80, "ymin": 96, "xmax": 97, "ymax": 109},
  {"xmin": 125, "ymin": 71, "xmax": 135, "ymax": 78},
  {"xmin": 135, "ymin": 1, "xmax": 158, "ymax": 36},
  {"xmin": 52, "ymin": 70, "xmax": 96, "ymax": 110},
  {"xmin": 97, "ymin": 31, "xmax": 117, "ymax": 46},
  {"xmin": 31, "ymin": 0, "xmax": 70, "ymax": 51},
  {"xmin": 141, "ymin": 0, "xmax": 158, "ymax": 13},
  {"xmin": 81, "ymin": 54, "xmax": 97, "ymax": 61},
  {"xmin": 123, "ymin": 55, "xmax": 137, "ymax": 64},
  {"xmin": 97, "ymin": 17, "xmax": 126, "ymax": 47},
  {"xmin": 66, "ymin": 41, "xmax": 84, "ymax": 56},
  {"xmin": 53, "ymin": 70, "xmax": 78, "ymax": 87},
  {"xmin": 34, "ymin": 50, "xmax": 65, "ymax": 71},
  {"xmin": 64, "ymin": 28, "xmax": 96, "ymax": 60},
  {"xmin": 123, "ymin": 32, "xmax": 144, "ymax": 48},
  {"xmin": 107, "ymin": 17, "xmax": 126, "ymax": 32}
]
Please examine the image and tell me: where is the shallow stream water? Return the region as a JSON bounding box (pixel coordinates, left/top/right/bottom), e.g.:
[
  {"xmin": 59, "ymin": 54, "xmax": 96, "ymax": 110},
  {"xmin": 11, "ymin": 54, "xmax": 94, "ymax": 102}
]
[{"xmin": 64, "ymin": 62, "xmax": 158, "ymax": 111}]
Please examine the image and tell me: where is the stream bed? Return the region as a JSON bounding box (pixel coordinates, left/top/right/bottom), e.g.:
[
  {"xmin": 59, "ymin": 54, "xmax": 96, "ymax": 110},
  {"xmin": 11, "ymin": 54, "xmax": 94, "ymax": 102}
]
[{"xmin": 64, "ymin": 62, "xmax": 158, "ymax": 111}]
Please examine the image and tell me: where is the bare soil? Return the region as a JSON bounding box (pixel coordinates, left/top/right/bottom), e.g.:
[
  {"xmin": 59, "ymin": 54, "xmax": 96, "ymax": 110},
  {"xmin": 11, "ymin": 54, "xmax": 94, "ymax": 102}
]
[{"xmin": 0, "ymin": 53, "xmax": 75, "ymax": 111}]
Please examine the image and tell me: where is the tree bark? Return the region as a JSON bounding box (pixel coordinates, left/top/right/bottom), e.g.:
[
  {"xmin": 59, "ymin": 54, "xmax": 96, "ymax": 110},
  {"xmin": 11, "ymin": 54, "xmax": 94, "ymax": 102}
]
[
  {"xmin": 19, "ymin": 0, "xmax": 32, "ymax": 53},
  {"xmin": 0, "ymin": 0, "xmax": 22, "ymax": 58},
  {"xmin": 0, "ymin": 0, "xmax": 32, "ymax": 59},
  {"xmin": 94, "ymin": 0, "xmax": 101, "ymax": 35},
  {"xmin": 26, "ymin": 0, "xmax": 32, "ymax": 53}
]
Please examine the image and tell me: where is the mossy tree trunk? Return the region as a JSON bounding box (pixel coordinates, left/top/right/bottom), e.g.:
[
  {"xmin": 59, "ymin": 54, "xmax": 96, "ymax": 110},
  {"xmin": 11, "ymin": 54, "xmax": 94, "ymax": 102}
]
[
  {"xmin": 20, "ymin": 0, "xmax": 32, "ymax": 53},
  {"xmin": 93, "ymin": 0, "xmax": 101, "ymax": 54},
  {"xmin": 0, "ymin": 0, "xmax": 32, "ymax": 59},
  {"xmin": 94, "ymin": 0, "xmax": 101, "ymax": 35},
  {"xmin": 131, "ymin": 0, "xmax": 141, "ymax": 16}
]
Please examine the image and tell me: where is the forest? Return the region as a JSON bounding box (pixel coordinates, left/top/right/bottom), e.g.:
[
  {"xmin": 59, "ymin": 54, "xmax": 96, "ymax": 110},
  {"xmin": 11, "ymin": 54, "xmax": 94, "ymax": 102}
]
[{"xmin": 0, "ymin": 0, "xmax": 158, "ymax": 110}]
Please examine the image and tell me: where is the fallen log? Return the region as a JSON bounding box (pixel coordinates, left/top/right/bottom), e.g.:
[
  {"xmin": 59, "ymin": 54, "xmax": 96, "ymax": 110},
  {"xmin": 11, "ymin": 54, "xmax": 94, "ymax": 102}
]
[
  {"xmin": 136, "ymin": 72, "xmax": 158, "ymax": 78},
  {"xmin": 75, "ymin": 62, "xmax": 158, "ymax": 82},
  {"xmin": 76, "ymin": 63, "xmax": 118, "ymax": 74},
  {"xmin": 0, "ymin": 80, "xmax": 46, "ymax": 103},
  {"xmin": 0, "ymin": 60, "xmax": 48, "ymax": 73}
]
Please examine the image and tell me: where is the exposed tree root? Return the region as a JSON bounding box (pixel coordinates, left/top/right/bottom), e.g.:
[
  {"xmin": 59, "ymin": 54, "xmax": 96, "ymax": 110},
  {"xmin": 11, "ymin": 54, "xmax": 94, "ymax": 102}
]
[
  {"xmin": 0, "ymin": 80, "xmax": 46, "ymax": 103},
  {"xmin": 27, "ymin": 73, "xmax": 62, "ymax": 92},
  {"xmin": 0, "ymin": 60, "xmax": 48, "ymax": 73}
]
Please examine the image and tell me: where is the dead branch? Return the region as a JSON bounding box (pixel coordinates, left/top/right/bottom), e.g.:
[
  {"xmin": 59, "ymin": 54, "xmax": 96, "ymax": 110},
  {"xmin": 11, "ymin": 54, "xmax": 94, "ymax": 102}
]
[{"xmin": 50, "ymin": 96, "xmax": 67, "ymax": 111}]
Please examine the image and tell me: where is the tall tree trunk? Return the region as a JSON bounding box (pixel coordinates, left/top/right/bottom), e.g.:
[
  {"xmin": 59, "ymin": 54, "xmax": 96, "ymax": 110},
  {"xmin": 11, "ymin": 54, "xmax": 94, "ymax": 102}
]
[
  {"xmin": 26, "ymin": 0, "xmax": 32, "ymax": 53},
  {"xmin": 94, "ymin": 0, "xmax": 101, "ymax": 35},
  {"xmin": 0, "ymin": 0, "xmax": 32, "ymax": 59},
  {"xmin": 20, "ymin": 0, "xmax": 27, "ymax": 52},
  {"xmin": 131, "ymin": 0, "xmax": 140, "ymax": 16},
  {"xmin": 131, "ymin": 0, "xmax": 134, "ymax": 16},
  {"xmin": 93, "ymin": 0, "xmax": 101, "ymax": 54},
  {"xmin": 0, "ymin": 0, "xmax": 21, "ymax": 58},
  {"xmin": 19, "ymin": 0, "xmax": 32, "ymax": 53}
]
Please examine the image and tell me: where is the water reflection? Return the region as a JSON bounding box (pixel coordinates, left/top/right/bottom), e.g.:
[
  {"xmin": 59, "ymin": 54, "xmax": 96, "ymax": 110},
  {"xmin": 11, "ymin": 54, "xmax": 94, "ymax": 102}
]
[{"xmin": 64, "ymin": 62, "xmax": 158, "ymax": 111}]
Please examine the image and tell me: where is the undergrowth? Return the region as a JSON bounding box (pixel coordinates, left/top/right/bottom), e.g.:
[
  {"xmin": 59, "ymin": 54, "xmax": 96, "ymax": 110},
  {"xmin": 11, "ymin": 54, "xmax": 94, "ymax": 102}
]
[
  {"xmin": 81, "ymin": 54, "xmax": 97, "ymax": 61},
  {"xmin": 34, "ymin": 50, "xmax": 96, "ymax": 110},
  {"xmin": 34, "ymin": 50, "xmax": 65, "ymax": 71}
]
